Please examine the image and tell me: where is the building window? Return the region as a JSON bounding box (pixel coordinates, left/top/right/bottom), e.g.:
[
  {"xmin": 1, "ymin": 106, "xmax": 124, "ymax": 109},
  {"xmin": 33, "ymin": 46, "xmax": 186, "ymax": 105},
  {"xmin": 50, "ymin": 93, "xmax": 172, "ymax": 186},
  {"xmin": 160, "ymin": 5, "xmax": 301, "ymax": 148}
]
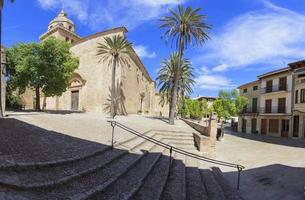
[
  {"xmin": 265, "ymin": 99, "xmax": 272, "ymax": 113},
  {"xmin": 243, "ymin": 88, "xmax": 247, "ymax": 93},
  {"xmin": 253, "ymin": 85, "xmax": 258, "ymax": 91},
  {"xmin": 269, "ymin": 119, "xmax": 279, "ymax": 133},
  {"xmin": 301, "ymin": 89, "xmax": 305, "ymax": 103},
  {"xmin": 69, "ymin": 26, "xmax": 72, "ymax": 30},
  {"xmin": 298, "ymin": 74, "xmax": 305, "ymax": 78},
  {"xmin": 266, "ymin": 80, "xmax": 273, "ymax": 93},
  {"xmin": 295, "ymin": 90, "xmax": 299, "ymax": 104},
  {"xmin": 279, "ymin": 77, "xmax": 287, "ymax": 91},
  {"xmin": 65, "ymin": 37, "xmax": 69, "ymax": 42},
  {"xmin": 278, "ymin": 98, "xmax": 286, "ymax": 113}
]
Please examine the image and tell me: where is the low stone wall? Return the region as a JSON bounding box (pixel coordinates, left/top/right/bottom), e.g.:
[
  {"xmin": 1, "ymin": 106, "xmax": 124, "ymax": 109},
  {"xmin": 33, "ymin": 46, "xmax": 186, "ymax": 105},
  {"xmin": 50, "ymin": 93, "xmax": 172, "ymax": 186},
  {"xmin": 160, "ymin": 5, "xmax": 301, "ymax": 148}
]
[
  {"xmin": 193, "ymin": 132, "xmax": 216, "ymax": 158},
  {"xmin": 182, "ymin": 118, "xmax": 217, "ymax": 158},
  {"xmin": 182, "ymin": 119, "xmax": 209, "ymax": 136}
]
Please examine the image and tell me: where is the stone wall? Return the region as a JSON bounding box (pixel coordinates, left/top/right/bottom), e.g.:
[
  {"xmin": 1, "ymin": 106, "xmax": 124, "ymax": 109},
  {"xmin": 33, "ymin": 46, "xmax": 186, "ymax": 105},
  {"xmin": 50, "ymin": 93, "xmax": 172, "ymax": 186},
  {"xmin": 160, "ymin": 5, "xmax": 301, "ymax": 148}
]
[{"xmin": 183, "ymin": 118, "xmax": 217, "ymax": 158}]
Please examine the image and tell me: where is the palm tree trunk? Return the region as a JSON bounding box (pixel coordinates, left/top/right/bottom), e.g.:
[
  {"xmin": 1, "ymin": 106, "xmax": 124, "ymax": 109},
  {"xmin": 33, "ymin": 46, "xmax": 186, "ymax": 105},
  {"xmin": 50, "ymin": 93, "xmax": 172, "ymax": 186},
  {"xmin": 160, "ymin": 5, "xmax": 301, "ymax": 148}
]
[
  {"xmin": 111, "ymin": 57, "xmax": 117, "ymax": 118},
  {"xmin": 0, "ymin": 8, "xmax": 3, "ymax": 118},
  {"xmin": 35, "ymin": 87, "xmax": 41, "ymax": 111},
  {"xmin": 168, "ymin": 34, "xmax": 185, "ymax": 125}
]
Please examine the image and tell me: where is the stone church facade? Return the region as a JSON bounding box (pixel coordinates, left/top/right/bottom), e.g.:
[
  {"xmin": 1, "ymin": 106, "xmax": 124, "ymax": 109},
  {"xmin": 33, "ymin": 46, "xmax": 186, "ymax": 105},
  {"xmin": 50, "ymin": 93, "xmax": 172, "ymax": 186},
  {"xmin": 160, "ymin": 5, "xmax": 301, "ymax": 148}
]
[{"xmin": 22, "ymin": 11, "xmax": 167, "ymax": 115}]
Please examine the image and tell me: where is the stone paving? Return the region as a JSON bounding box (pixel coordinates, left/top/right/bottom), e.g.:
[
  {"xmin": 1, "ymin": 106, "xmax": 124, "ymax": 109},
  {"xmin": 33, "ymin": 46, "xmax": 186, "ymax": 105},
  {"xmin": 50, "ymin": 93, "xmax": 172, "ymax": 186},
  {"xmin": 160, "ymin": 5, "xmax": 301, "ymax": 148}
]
[
  {"xmin": 5, "ymin": 111, "xmax": 195, "ymax": 146},
  {"xmin": 216, "ymin": 129, "xmax": 305, "ymax": 200},
  {"xmin": 0, "ymin": 111, "xmax": 243, "ymax": 199}
]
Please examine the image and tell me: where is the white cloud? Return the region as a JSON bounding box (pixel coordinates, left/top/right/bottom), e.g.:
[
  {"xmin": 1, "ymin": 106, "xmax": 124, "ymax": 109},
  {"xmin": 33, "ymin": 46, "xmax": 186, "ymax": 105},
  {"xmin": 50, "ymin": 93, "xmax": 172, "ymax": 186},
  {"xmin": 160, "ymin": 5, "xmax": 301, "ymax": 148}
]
[
  {"xmin": 194, "ymin": 66, "xmax": 236, "ymax": 90},
  {"xmin": 198, "ymin": 0, "xmax": 305, "ymax": 72},
  {"xmin": 37, "ymin": 0, "xmax": 89, "ymax": 21},
  {"xmin": 37, "ymin": 0, "xmax": 185, "ymax": 30},
  {"xmin": 134, "ymin": 45, "xmax": 157, "ymax": 58},
  {"xmin": 195, "ymin": 74, "xmax": 236, "ymax": 90}
]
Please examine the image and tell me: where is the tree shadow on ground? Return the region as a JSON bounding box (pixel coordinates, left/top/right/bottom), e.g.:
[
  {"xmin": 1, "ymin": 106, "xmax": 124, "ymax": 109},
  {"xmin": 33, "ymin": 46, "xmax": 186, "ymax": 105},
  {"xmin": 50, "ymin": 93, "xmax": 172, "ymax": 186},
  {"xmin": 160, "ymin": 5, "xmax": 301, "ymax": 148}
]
[
  {"xmin": 223, "ymin": 164, "xmax": 305, "ymax": 200},
  {"xmin": 5, "ymin": 109, "xmax": 83, "ymax": 117},
  {"xmin": 225, "ymin": 127, "xmax": 305, "ymax": 149},
  {"xmin": 103, "ymin": 81, "xmax": 127, "ymax": 116},
  {"xmin": 144, "ymin": 116, "xmax": 170, "ymax": 124}
]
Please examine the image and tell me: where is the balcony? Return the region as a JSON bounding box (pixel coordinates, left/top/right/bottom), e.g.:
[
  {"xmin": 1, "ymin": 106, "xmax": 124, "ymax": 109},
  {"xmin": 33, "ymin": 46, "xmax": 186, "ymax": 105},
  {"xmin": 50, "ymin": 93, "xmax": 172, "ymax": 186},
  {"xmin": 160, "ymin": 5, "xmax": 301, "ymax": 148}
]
[
  {"xmin": 241, "ymin": 107, "xmax": 258, "ymax": 115},
  {"xmin": 260, "ymin": 84, "xmax": 289, "ymax": 94},
  {"xmin": 260, "ymin": 106, "xmax": 287, "ymax": 114}
]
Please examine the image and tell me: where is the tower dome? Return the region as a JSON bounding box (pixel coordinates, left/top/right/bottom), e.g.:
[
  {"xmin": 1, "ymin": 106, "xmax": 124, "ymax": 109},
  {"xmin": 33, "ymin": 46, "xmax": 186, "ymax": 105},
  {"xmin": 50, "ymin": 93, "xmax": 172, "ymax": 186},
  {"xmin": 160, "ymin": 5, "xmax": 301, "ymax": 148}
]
[{"xmin": 48, "ymin": 10, "xmax": 75, "ymax": 32}]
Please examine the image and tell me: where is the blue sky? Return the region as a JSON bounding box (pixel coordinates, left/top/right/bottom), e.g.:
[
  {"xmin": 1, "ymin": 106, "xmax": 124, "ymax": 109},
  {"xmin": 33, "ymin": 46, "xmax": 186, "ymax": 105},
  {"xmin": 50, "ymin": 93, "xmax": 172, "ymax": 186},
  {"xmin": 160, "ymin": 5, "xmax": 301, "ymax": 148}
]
[{"xmin": 3, "ymin": 0, "xmax": 305, "ymax": 97}]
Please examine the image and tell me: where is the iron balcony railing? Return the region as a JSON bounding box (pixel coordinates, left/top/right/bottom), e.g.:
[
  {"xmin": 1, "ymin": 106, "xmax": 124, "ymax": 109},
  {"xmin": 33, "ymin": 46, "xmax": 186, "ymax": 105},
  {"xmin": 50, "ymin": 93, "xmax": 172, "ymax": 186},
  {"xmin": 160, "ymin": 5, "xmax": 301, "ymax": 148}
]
[
  {"xmin": 260, "ymin": 84, "xmax": 289, "ymax": 94},
  {"xmin": 260, "ymin": 106, "xmax": 286, "ymax": 114},
  {"xmin": 108, "ymin": 120, "xmax": 245, "ymax": 190},
  {"xmin": 242, "ymin": 107, "xmax": 258, "ymax": 114}
]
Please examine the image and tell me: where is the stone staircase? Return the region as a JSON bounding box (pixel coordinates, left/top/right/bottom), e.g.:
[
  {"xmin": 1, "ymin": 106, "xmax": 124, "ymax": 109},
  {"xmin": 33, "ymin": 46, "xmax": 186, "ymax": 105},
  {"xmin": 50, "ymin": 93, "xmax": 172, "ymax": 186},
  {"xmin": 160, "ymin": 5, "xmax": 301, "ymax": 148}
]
[{"xmin": 0, "ymin": 129, "xmax": 243, "ymax": 200}]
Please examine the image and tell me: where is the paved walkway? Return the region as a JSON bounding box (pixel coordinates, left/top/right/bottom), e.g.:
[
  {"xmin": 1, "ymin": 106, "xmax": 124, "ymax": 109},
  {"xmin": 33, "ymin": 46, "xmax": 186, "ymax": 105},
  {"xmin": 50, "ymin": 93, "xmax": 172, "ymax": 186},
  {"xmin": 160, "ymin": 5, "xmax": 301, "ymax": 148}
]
[
  {"xmin": 216, "ymin": 129, "xmax": 305, "ymax": 200},
  {"xmin": 5, "ymin": 111, "xmax": 195, "ymax": 145},
  {"xmin": 0, "ymin": 111, "xmax": 196, "ymax": 166}
]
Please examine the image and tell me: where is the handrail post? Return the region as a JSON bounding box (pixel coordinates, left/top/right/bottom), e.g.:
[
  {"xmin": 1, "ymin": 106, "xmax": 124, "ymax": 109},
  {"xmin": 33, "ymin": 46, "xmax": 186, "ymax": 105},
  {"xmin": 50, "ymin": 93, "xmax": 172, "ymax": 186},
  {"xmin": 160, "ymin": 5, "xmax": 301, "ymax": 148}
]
[
  {"xmin": 168, "ymin": 146, "xmax": 173, "ymax": 177},
  {"xmin": 237, "ymin": 166, "xmax": 242, "ymax": 190},
  {"xmin": 110, "ymin": 121, "xmax": 117, "ymax": 150}
]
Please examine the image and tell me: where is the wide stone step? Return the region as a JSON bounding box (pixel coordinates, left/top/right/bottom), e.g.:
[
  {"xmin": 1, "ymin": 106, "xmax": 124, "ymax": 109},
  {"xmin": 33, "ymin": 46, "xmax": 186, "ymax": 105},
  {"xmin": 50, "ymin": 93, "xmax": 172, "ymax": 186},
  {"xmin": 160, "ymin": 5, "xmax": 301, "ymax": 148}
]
[
  {"xmin": 161, "ymin": 153, "xmax": 186, "ymax": 200},
  {"xmin": 200, "ymin": 167, "xmax": 226, "ymax": 200},
  {"xmin": 0, "ymin": 145, "xmax": 110, "ymax": 170},
  {"xmin": 211, "ymin": 167, "xmax": 243, "ymax": 200},
  {"xmin": 0, "ymin": 129, "xmax": 159, "ymax": 190},
  {"xmin": 90, "ymin": 145, "xmax": 165, "ymax": 200},
  {"xmin": 185, "ymin": 157, "xmax": 208, "ymax": 200},
  {"xmin": 0, "ymin": 140, "xmax": 159, "ymax": 199},
  {"xmin": 132, "ymin": 149, "xmax": 173, "ymax": 200},
  {"xmin": 0, "ymin": 147, "xmax": 127, "ymax": 189}
]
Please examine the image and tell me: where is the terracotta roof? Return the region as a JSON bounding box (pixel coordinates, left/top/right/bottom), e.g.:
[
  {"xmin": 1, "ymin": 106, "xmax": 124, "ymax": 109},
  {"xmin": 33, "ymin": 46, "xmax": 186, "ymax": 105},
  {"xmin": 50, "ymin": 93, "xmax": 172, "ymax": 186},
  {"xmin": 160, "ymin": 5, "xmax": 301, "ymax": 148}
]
[
  {"xmin": 288, "ymin": 59, "xmax": 305, "ymax": 69},
  {"xmin": 257, "ymin": 67, "xmax": 290, "ymax": 79},
  {"xmin": 238, "ymin": 80, "xmax": 259, "ymax": 89},
  {"xmin": 193, "ymin": 96, "xmax": 217, "ymax": 100}
]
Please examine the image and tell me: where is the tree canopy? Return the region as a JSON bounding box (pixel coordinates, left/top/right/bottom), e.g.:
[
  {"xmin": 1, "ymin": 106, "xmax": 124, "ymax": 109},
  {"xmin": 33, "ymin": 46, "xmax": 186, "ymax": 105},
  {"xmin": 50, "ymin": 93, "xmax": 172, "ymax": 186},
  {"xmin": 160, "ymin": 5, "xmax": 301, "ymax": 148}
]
[
  {"xmin": 6, "ymin": 37, "xmax": 79, "ymax": 110},
  {"xmin": 213, "ymin": 90, "xmax": 248, "ymax": 120}
]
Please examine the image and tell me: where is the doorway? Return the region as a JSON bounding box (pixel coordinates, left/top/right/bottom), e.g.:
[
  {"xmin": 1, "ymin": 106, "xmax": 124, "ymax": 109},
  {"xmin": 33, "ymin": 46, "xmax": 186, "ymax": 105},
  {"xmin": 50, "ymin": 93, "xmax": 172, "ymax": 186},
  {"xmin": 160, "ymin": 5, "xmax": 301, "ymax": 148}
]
[
  {"xmin": 251, "ymin": 118, "xmax": 257, "ymax": 134},
  {"xmin": 242, "ymin": 119, "xmax": 247, "ymax": 133},
  {"xmin": 281, "ymin": 119, "xmax": 289, "ymax": 137},
  {"xmin": 71, "ymin": 90, "xmax": 79, "ymax": 111},
  {"xmin": 293, "ymin": 116, "xmax": 299, "ymax": 137},
  {"xmin": 261, "ymin": 119, "xmax": 267, "ymax": 135}
]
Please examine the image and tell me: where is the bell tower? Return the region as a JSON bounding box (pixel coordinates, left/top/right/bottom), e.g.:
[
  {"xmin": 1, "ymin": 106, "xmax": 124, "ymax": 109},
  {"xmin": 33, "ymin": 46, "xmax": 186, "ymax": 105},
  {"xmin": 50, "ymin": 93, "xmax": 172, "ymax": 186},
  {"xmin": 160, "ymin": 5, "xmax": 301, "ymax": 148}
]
[{"xmin": 40, "ymin": 10, "xmax": 81, "ymax": 44}]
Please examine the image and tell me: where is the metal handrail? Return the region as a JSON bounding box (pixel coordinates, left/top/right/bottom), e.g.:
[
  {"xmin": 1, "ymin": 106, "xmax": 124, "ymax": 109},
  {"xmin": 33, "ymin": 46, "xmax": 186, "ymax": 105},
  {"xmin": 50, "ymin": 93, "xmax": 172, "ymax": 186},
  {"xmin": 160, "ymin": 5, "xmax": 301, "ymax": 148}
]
[{"xmin": 108, "ymin": 120, "xmax": 245, "ymax": 190}]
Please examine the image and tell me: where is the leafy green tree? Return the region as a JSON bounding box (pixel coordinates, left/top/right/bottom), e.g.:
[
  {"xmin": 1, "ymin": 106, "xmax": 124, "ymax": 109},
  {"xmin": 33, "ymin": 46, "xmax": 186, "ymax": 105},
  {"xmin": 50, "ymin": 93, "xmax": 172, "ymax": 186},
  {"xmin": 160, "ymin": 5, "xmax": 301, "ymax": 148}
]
[
  {"xmin": 160, "ymin": 5, "xmax": 211, "ymax": 125},
  {"xmin": 6, "ymin": 37, "xmax": 78, "ymax": 111},
  {"xmin": 213, "ymin": 90, "xmax": 248, "ymax": 136},
  {"xmin": 157, "ymin": 52, "xmax": 195, "ymax": 117},
  {"xmin": 0, "ymin": 0, "xmax": 14, "ymax": 117},
  {"xmin": 96, "ymin": 35, "xmax": 132, "ymax": 118}
]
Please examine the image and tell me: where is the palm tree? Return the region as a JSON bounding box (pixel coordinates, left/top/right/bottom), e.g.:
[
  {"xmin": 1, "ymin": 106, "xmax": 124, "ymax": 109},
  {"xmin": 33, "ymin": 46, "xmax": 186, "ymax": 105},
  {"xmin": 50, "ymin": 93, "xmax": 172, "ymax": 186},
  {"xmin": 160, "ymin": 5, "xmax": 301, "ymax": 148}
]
[
  {"xmin": 96, "ymin": 35, "xmax": 132, "ymax": 118},
  {"xmin": 160, "ymin": 5, "xmax": 211, "ymax": 124},
  {"xmin": 0, "ymin": 0, "xmax": 14, "ymax": 118},
  {"xmin": 157, "ymin": 53, "xmax": 195, "ymax": 116}
]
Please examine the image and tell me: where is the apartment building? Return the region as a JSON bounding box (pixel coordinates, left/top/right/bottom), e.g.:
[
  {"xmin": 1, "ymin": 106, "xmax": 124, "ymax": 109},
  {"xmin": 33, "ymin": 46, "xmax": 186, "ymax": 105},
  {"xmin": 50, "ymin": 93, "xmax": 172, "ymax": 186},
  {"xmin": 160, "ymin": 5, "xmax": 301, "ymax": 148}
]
[
  {"xmin": 238, "ymin": 60, "xmax": 305, "ymax": 138},
  {"xmin": 238, "ymin": 80, "xmax": 260, "ymax": 134}
]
